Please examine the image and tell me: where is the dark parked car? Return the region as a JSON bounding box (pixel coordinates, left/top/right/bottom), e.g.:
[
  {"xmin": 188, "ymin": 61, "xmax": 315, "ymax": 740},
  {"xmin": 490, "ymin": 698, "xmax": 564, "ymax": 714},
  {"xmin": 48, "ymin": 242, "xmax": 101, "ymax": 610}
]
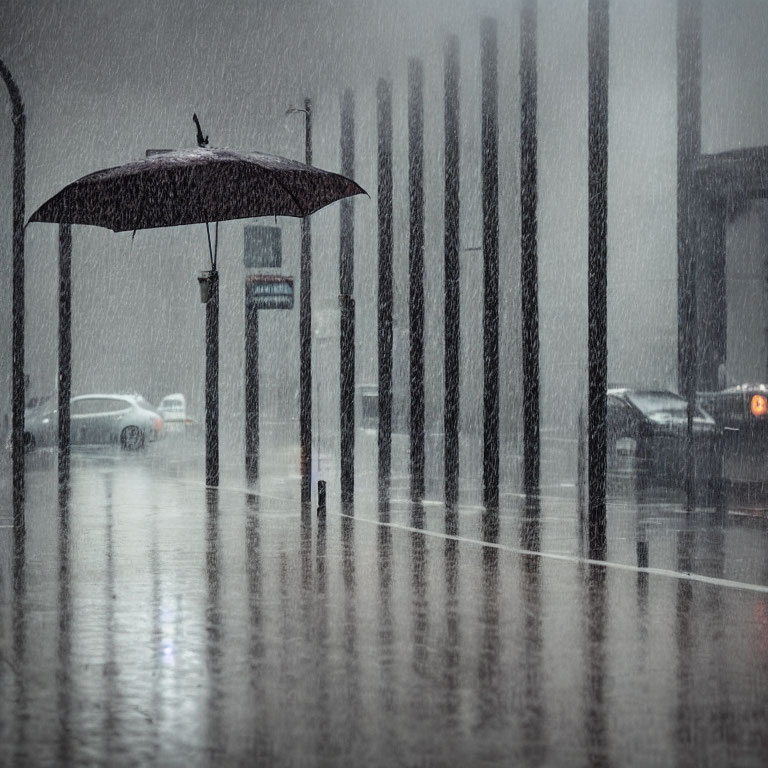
[
  {"xmin": 697, "ymin": 384, "xmax": 768, "ymax": 486},
  {"xmin": 606, "ymin": 388, "xmax": 721, "ymax": 486}
]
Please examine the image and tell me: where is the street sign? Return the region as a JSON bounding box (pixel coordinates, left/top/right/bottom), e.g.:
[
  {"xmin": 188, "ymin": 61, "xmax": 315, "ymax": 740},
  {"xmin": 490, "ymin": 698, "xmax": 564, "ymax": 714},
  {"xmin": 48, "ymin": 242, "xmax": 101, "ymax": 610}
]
[
  {"xmin": 244, "ymin": 225, "xmax": 282, "ymax": 269},
  {"xmin": 245, "ymin": 274, "xmax": 294, "ymax": 310}
]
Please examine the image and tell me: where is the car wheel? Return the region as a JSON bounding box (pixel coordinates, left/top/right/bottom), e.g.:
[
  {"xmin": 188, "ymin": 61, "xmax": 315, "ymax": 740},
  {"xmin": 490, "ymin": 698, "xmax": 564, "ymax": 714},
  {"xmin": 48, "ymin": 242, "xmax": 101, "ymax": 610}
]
[
  {"xmin": 23, "ymin": 432, "xmax": 35, "ymax": 452},
  {"xmin": 120, "ymin": 426, "xmax": 144, "ymax": 450}
]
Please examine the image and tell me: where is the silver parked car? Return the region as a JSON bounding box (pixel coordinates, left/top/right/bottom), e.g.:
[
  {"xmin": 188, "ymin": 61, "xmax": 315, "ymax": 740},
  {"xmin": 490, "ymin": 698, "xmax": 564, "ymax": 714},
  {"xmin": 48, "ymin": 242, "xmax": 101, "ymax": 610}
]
[{"xmin": 22, "ymin": 393, "xmax": 164, "ymax": 451}]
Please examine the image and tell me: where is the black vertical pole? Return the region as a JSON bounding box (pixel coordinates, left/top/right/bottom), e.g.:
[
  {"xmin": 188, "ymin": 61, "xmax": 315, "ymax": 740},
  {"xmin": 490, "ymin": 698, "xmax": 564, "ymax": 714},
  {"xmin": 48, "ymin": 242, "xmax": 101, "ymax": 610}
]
[
  {"xmin": 588, "ymin": 0, "xmax": 609, "ymax": 559},
  {"xmin": 205, "ymin": 269, "xmax": 219, "ymax": 487},
  {"xmin": 677, "ymin": 0, "xmax": 701, "ymax": 513},
  {"xmin": 300, "ymin": 97, "xmax": 313, "ymax": 505},
  {"xmin": 56, "ymin": 488, "xmax": 72, "ymax": 761},
  {"xmin": 444, "ymin": 35, "xmax": 461, "ymax": 507},
  {"xmin": 58, "ymin": 223, "xmax": 72, "ymax": 485},
  {"xmin": 340, "ymin": 88, "xmax": 356, "ymax": 507},
  {"xmin": 245, "ymin": 288, "xmax": 259, "ymax": 481},
  {"xmin": 377, "ymin": 79, "xmax": 394, "ymax": 498},
  {"xmin": 0, "ymin": 58, "xmax": 26, "ymax": 513},
  {"xmin": 584, "ymin": 563, "xmax": 609, "ymax": 764},
  {"xmin": 481, "ymin": 18, "xmax": 500, "ymax": 511},
  {"xmin": 521, "ymin": 0, "xmax": 541, "ymax": 497},
  {"xmin": 408, "ymin": 58, "xmax": 425, "ymax": 501}
]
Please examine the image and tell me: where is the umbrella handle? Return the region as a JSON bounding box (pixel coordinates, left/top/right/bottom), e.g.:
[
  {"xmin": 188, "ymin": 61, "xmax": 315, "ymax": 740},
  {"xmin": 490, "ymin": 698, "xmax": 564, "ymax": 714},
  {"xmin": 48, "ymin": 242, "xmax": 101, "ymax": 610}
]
[{"xmin": 193, "ymin": 113, "xmax": 209, "ymax": 147}]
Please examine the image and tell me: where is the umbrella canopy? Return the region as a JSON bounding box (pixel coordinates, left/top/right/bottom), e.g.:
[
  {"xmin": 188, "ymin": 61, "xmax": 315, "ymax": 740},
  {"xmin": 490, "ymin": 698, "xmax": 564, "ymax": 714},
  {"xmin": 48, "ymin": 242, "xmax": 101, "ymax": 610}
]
[{"xmin": 29, "ymin": 147, "xmax": 366, "ymax": 232}]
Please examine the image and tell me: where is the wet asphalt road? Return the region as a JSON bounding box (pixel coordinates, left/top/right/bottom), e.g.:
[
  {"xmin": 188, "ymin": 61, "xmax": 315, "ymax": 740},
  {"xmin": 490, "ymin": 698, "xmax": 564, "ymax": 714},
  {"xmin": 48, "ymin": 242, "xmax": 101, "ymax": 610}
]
[{"xmin": 1, "ymin": 431, "xmax": 767, "ymax": 767}]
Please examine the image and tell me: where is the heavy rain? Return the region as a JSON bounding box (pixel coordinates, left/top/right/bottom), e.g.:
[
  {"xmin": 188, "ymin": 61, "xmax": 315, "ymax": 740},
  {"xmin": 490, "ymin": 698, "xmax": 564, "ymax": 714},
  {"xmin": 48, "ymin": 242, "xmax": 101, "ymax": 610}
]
[{"xmin": 1, "ymin": 0, "xmax": 768, "ymax": 765}]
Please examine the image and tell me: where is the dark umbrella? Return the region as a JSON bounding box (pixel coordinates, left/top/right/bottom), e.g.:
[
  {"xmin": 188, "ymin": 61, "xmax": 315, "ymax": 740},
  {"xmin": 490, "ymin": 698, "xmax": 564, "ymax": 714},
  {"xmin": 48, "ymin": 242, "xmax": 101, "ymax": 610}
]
[
  {"xmin": 29, "ymin": 138, "xmax": 366, "ymax": 487},
  {"xmin": 29, "ymin": 146, "xmax": 366, "ymax": 232}
]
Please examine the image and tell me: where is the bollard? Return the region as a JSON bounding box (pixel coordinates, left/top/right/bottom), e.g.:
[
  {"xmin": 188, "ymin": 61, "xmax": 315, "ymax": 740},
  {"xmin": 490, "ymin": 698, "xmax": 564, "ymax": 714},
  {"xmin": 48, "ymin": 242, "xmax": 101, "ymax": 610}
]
[
  {"xmin": 317, "ymin": 480, "xmax": 326, "ymax": 518},
  {"xmin": 636, "ymin": 540, "xmax": 649, "ymax": 569}
]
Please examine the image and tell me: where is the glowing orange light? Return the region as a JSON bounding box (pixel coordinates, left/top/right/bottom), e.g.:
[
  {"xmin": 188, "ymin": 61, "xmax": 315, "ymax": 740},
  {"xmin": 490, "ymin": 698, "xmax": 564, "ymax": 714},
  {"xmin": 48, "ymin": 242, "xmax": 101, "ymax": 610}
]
[{"xmin": 751, "ymin": 394, "xmax": 768, "ymax": 417}]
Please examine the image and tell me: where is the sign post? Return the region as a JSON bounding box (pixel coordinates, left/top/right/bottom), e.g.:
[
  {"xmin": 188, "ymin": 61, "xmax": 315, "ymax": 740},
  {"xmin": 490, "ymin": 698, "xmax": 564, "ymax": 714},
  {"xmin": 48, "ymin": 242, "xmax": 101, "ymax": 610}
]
[{"xmin": 245, "ymin": 273, "xmax": 293, "ymax": 481}]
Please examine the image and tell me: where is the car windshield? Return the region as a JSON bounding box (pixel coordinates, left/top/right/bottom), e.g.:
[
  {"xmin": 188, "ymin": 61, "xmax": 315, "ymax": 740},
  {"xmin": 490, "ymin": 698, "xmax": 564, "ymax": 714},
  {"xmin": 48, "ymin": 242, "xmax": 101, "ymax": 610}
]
[
  {"xmin": 71, "ymin": 397, "xmax": 130, "ymax": 416},
  {"xmin": 626, "ymin": 391, "xmax": 706, "ymax": 419}
]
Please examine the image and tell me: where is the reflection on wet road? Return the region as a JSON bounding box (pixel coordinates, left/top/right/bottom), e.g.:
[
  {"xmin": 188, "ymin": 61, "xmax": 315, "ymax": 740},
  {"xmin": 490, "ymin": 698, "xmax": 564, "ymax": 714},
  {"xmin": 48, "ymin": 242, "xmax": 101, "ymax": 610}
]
[{"xmin": 1, "ymin": 439, "xmax": 767, "ymax": 766}]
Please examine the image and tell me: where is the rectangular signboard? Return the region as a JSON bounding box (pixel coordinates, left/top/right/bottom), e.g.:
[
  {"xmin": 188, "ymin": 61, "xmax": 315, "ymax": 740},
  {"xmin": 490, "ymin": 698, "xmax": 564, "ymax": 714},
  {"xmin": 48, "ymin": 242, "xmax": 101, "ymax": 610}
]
[
  {"xmin": 245, "ymin": 275, "xmax": 294, "ymax": 310},
  {"xmin": 244, "ymin": 225, "xmax": 282, "ymax": 269}
]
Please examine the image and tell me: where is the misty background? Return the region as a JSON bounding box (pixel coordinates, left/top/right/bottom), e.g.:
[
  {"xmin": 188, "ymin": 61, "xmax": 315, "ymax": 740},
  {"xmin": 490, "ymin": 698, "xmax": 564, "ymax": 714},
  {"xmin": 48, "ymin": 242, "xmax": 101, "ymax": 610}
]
[{"xmin": 2, "ymin": 0, "xmax": 768, "ymax": 479}]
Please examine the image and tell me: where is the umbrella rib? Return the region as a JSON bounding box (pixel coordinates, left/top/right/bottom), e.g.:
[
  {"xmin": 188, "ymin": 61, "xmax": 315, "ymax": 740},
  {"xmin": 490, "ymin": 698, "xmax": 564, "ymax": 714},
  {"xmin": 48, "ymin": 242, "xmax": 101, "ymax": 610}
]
[{"xmin": 271, "ymin": 174, "xmax": 307, "ymax": 217}]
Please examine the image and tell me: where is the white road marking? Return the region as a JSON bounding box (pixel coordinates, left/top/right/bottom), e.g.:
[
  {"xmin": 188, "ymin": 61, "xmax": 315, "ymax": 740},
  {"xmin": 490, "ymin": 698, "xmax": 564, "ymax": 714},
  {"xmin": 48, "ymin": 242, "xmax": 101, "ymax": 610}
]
[
  {"xmin": 341, "ymin": 512, "xmax": 768, "ymax": 595},
  {"xmin": 168, "ymin": 475, "xmax": 768, "ymax": 594}
]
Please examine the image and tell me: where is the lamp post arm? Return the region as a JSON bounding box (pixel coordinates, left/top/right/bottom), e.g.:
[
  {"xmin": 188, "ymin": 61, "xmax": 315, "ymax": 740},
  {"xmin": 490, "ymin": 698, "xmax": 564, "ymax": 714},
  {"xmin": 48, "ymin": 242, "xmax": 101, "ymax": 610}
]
[
  {"xmin": 0, "ymin": 57, "xmax": 27, "ymax": 512},
  {"xmin": 0, "ymin": 58, "xmax": 24, "ymax": 123}
]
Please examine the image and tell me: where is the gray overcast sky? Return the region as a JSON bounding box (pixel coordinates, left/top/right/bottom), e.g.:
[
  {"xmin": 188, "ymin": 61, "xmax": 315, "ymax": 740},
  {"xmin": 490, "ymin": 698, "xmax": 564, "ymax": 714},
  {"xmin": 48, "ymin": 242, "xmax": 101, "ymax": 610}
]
[{"xmin": 2, "ymin": 0, "xmax": 768, "ymax": 425}]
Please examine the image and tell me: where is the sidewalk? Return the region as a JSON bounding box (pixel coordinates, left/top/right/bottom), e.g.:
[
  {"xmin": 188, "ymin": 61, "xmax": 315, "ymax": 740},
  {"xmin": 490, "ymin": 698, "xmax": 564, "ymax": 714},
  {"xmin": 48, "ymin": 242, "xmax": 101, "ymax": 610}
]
[{"xmin": 0, "ymin": 443, "xmax": 767, "ymax": 766}]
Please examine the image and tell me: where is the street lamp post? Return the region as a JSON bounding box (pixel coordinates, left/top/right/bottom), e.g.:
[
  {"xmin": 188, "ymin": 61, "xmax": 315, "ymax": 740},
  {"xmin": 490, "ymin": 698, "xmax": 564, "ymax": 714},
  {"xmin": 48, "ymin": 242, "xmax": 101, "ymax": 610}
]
[
  {"xmin": 481, "ymin": 18, "xmax": 500, "ymax": 513},
  {"xmin": 0, "ymin": 58, "xmax": 26, "ymax": 516},
  {"xmin": 587, "ymin": 0, "xmax": 610, "ymax": 558},
  {"xmin": 521, "ymin": 0, "xmax": 541, "ymax": 498},
  {"xmin": 444, "ymin": 36, "xmax": 461, "ymax": 508},
  {"xmin": 58, "ymin": 223, "xmax": 72, "ymax": 486},
  {"xmin": 198, "ymin": 226, "xmax": 219, "ymax": 488},
  {"xmin": 339, "ymin": 89, "xmax": 356, "ymax": 509},
  {"xmin": 288, "ymin": 99, "xmax": 313, "ymax": 506},
  {"xmin": 301, "ymin": 99, "xmax": 312, "ymax": 506}
]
